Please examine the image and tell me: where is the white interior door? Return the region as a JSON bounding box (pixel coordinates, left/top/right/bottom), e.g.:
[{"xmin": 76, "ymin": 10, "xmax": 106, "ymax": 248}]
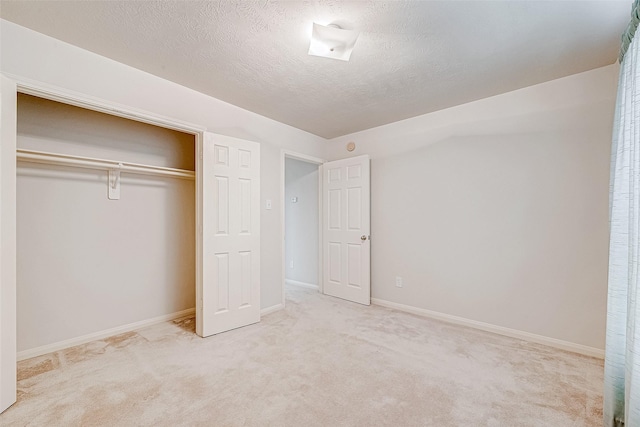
[
  {"xmin": 322, "ymin": 155, "xmax": 370, "ymax": 305},
  {"xmin": 0, "ymin": 76, "xmax": 17, "ymax": 413},
  {"xmin": 196, "ymin": 132, "xmax": 261, "ymax": 337}
]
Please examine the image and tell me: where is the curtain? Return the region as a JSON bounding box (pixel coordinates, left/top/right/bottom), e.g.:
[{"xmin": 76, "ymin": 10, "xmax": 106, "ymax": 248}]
[{"xmin": 604, "ymin": 13, "xmax": 640, "ymax": 426}]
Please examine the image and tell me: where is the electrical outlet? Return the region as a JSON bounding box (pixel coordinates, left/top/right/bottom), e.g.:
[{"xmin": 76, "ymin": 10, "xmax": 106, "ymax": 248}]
[
  {"xmin": 290, "ymin": 260, "xmax": 294, "ymax": 269},
  {"xmin": 395, "ymin": 276, "xmax": 403, "ymax": 288}
]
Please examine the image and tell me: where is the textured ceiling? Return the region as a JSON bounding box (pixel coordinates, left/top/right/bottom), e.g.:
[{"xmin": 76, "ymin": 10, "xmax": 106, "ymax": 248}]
[{"xmin": 0, "ymin": 1, "xmax": 631, "ymax": 139}]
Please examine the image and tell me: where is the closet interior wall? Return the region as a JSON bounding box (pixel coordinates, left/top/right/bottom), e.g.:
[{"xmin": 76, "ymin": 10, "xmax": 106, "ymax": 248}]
[{"xmin": 16, "ymin": 94, "xmax": 196, "ymax": 354}]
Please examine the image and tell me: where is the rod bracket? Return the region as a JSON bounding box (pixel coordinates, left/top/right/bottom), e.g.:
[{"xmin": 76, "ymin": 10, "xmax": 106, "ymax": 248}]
[{"xmin": 108, "ymin": 163, "xmax": 122, "ymax": 200}]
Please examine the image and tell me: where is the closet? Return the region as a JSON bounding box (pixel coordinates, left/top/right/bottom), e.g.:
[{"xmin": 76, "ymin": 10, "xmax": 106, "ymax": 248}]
[{"xmin": 16, "ymin": 94, "xmax": 197, "ymax": 357}]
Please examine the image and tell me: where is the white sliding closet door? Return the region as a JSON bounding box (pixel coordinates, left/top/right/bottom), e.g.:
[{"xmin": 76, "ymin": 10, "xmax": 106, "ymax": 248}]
[
  {"xmin": 0, "ymin": 76, "xmax": 17, "ymax": 414},
  {"xmin": 196, "ymin": 132, "xmax": 261, "ymax": 337}
]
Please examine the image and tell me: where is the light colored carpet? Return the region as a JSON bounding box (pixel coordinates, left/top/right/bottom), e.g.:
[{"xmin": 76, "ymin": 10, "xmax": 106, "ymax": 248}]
[{"xmin": 2, "ymin": 286, "xmax": 603, "ymax": 426}]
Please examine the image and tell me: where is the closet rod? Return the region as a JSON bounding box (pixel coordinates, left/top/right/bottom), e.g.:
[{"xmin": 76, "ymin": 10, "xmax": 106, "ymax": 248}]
[{"xmin": 16, "ymin": 149, "xmax": 195, "ymax": 180}]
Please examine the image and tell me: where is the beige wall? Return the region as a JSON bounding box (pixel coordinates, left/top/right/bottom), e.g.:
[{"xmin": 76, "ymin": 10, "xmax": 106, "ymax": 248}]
[{"xmin": 327, "ymin": 65, "xmax": 618, "ymax": 350}]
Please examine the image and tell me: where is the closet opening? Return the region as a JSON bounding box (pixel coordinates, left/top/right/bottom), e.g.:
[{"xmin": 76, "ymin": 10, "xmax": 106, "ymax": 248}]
[
  {"xmin": 16, "ymin": 93, "xmax": 198, "ymax": 360},
  {"xmin": 282, "ymin": 151, "xmax": 323, "ymax": 304}
]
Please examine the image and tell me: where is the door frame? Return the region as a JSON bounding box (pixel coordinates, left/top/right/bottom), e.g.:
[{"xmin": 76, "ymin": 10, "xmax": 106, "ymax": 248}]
[
  {"xmin": 280, "ymin": 150, "xmax": 324, "ymax": 307},
  {"xmin": 0, "ymin": 73, "xmax": 207, "ymax": 411},
  {"xmin": 1, "ymin": 75, "xmax": 17, "ymax": 414}
]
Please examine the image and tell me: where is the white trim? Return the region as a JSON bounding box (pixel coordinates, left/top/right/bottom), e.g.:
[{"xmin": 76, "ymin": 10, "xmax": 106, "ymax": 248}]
[
  {"xmin": 285, "ymin": 279, "xmax": 319, "ymax": 290},
  {"xmin": 1, "ymin": 76, "xmax": 18, "ymax": 413},
  {"xmin": 371, "ymin": 298, "xmax": 605, "ymax": 359},
  {"xmin": 281, "ymin": 150, "xmax": 325, "ymax": 165},
  {"xmin": 195, "ymin": 134, "xmax": 204, "ymax": 337},
  {"xmin": 280, "ymin": 150, "xmax": 325, "ymax": 309},
  {"xmin": 261, "ymin": 303, "xmax": 284, "ymax": 316},
  {"xmin": 317, "ymin": 163, "xmax": 324, "ymax": 295},
  {"xmin": 5, "ymin": 73, "xmax": 206, "ymax": 135},
  {"xmin": 17, "ymin": 308, "xmax": 196, "ymax": 361}
]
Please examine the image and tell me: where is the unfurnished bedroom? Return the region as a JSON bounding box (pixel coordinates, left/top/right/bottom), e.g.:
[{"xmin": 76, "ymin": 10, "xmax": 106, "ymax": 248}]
[{"xmin": 0, "ymin": 1, "xmax": 637, "ymax": 426}]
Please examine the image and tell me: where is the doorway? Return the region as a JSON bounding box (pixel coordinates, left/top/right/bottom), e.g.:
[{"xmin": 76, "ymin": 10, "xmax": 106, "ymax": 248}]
[
  {"xmin": 280, "ymin": 151, "xmax": 372, "ymax": 308},
  {"xmin": 281, "ymin": 151, "xmax": 324, "ymax": 306}
]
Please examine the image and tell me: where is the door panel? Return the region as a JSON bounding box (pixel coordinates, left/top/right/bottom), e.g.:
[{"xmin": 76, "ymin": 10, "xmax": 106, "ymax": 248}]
[
  {"xmin": 197, "ymin": 133, "xmax": 260, "ymax": 337},
  {"xmin": 322, "ymin": 155, "xmax": 370, "ymax": 305}
]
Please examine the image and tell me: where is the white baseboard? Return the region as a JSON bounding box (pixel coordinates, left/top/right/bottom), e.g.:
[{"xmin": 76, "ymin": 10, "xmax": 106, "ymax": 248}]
[
  {"xmin": 19, "ymin": 304, "xmax": 287, "ymax": 361},
  {"xmin": 17, "ymin": 308, "xmax": 195, "ymax": 361},
  {"xmin": 285, "ymin": 279, "xmax": 318, "ymax": 290},
  {"xmin": 371, "ymin": 298, "xmax": 604, "ymax": 359},
  {"xmin": 261, "ymin": 303, "xmax": 284, "ymax": 316}
]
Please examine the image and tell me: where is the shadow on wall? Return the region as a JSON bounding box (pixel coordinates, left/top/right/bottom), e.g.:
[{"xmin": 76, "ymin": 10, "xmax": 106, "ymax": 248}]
[
  {"xmin": 357, "ymin": 99, "xmax": 616, "ymax": 159},
  {"xmin": 17, "ymin": 93, "xmax": 195, "ymax": 169}
]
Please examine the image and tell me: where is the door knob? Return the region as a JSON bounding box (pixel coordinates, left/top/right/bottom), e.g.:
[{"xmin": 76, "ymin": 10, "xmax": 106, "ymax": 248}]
[{"xmin": 361, "ymin": 235, "xmax": 367, "ymax": 241}]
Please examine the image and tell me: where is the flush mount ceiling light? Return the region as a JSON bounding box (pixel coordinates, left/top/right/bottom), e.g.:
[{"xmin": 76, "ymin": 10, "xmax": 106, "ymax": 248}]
[{"xmin": 308, "ymin": 23, "xmax": 360, "ymax": 61}]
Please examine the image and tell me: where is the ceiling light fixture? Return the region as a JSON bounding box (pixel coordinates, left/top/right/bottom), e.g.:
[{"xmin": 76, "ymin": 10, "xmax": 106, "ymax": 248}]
[{"xmin": 308, "ymin": 23, "xmax": 360, "ymax": 61}]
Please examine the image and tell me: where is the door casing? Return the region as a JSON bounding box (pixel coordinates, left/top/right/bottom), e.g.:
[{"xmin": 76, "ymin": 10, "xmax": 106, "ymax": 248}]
[{"xmin": 0, "ymin": 75, "xmax": 17, "ymax": 414}]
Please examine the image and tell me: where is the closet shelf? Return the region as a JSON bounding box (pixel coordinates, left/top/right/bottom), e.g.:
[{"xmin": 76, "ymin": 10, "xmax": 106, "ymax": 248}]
[{"xmin": 16, "ymin": 149, "xmax": 195, "ymax": 180}]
